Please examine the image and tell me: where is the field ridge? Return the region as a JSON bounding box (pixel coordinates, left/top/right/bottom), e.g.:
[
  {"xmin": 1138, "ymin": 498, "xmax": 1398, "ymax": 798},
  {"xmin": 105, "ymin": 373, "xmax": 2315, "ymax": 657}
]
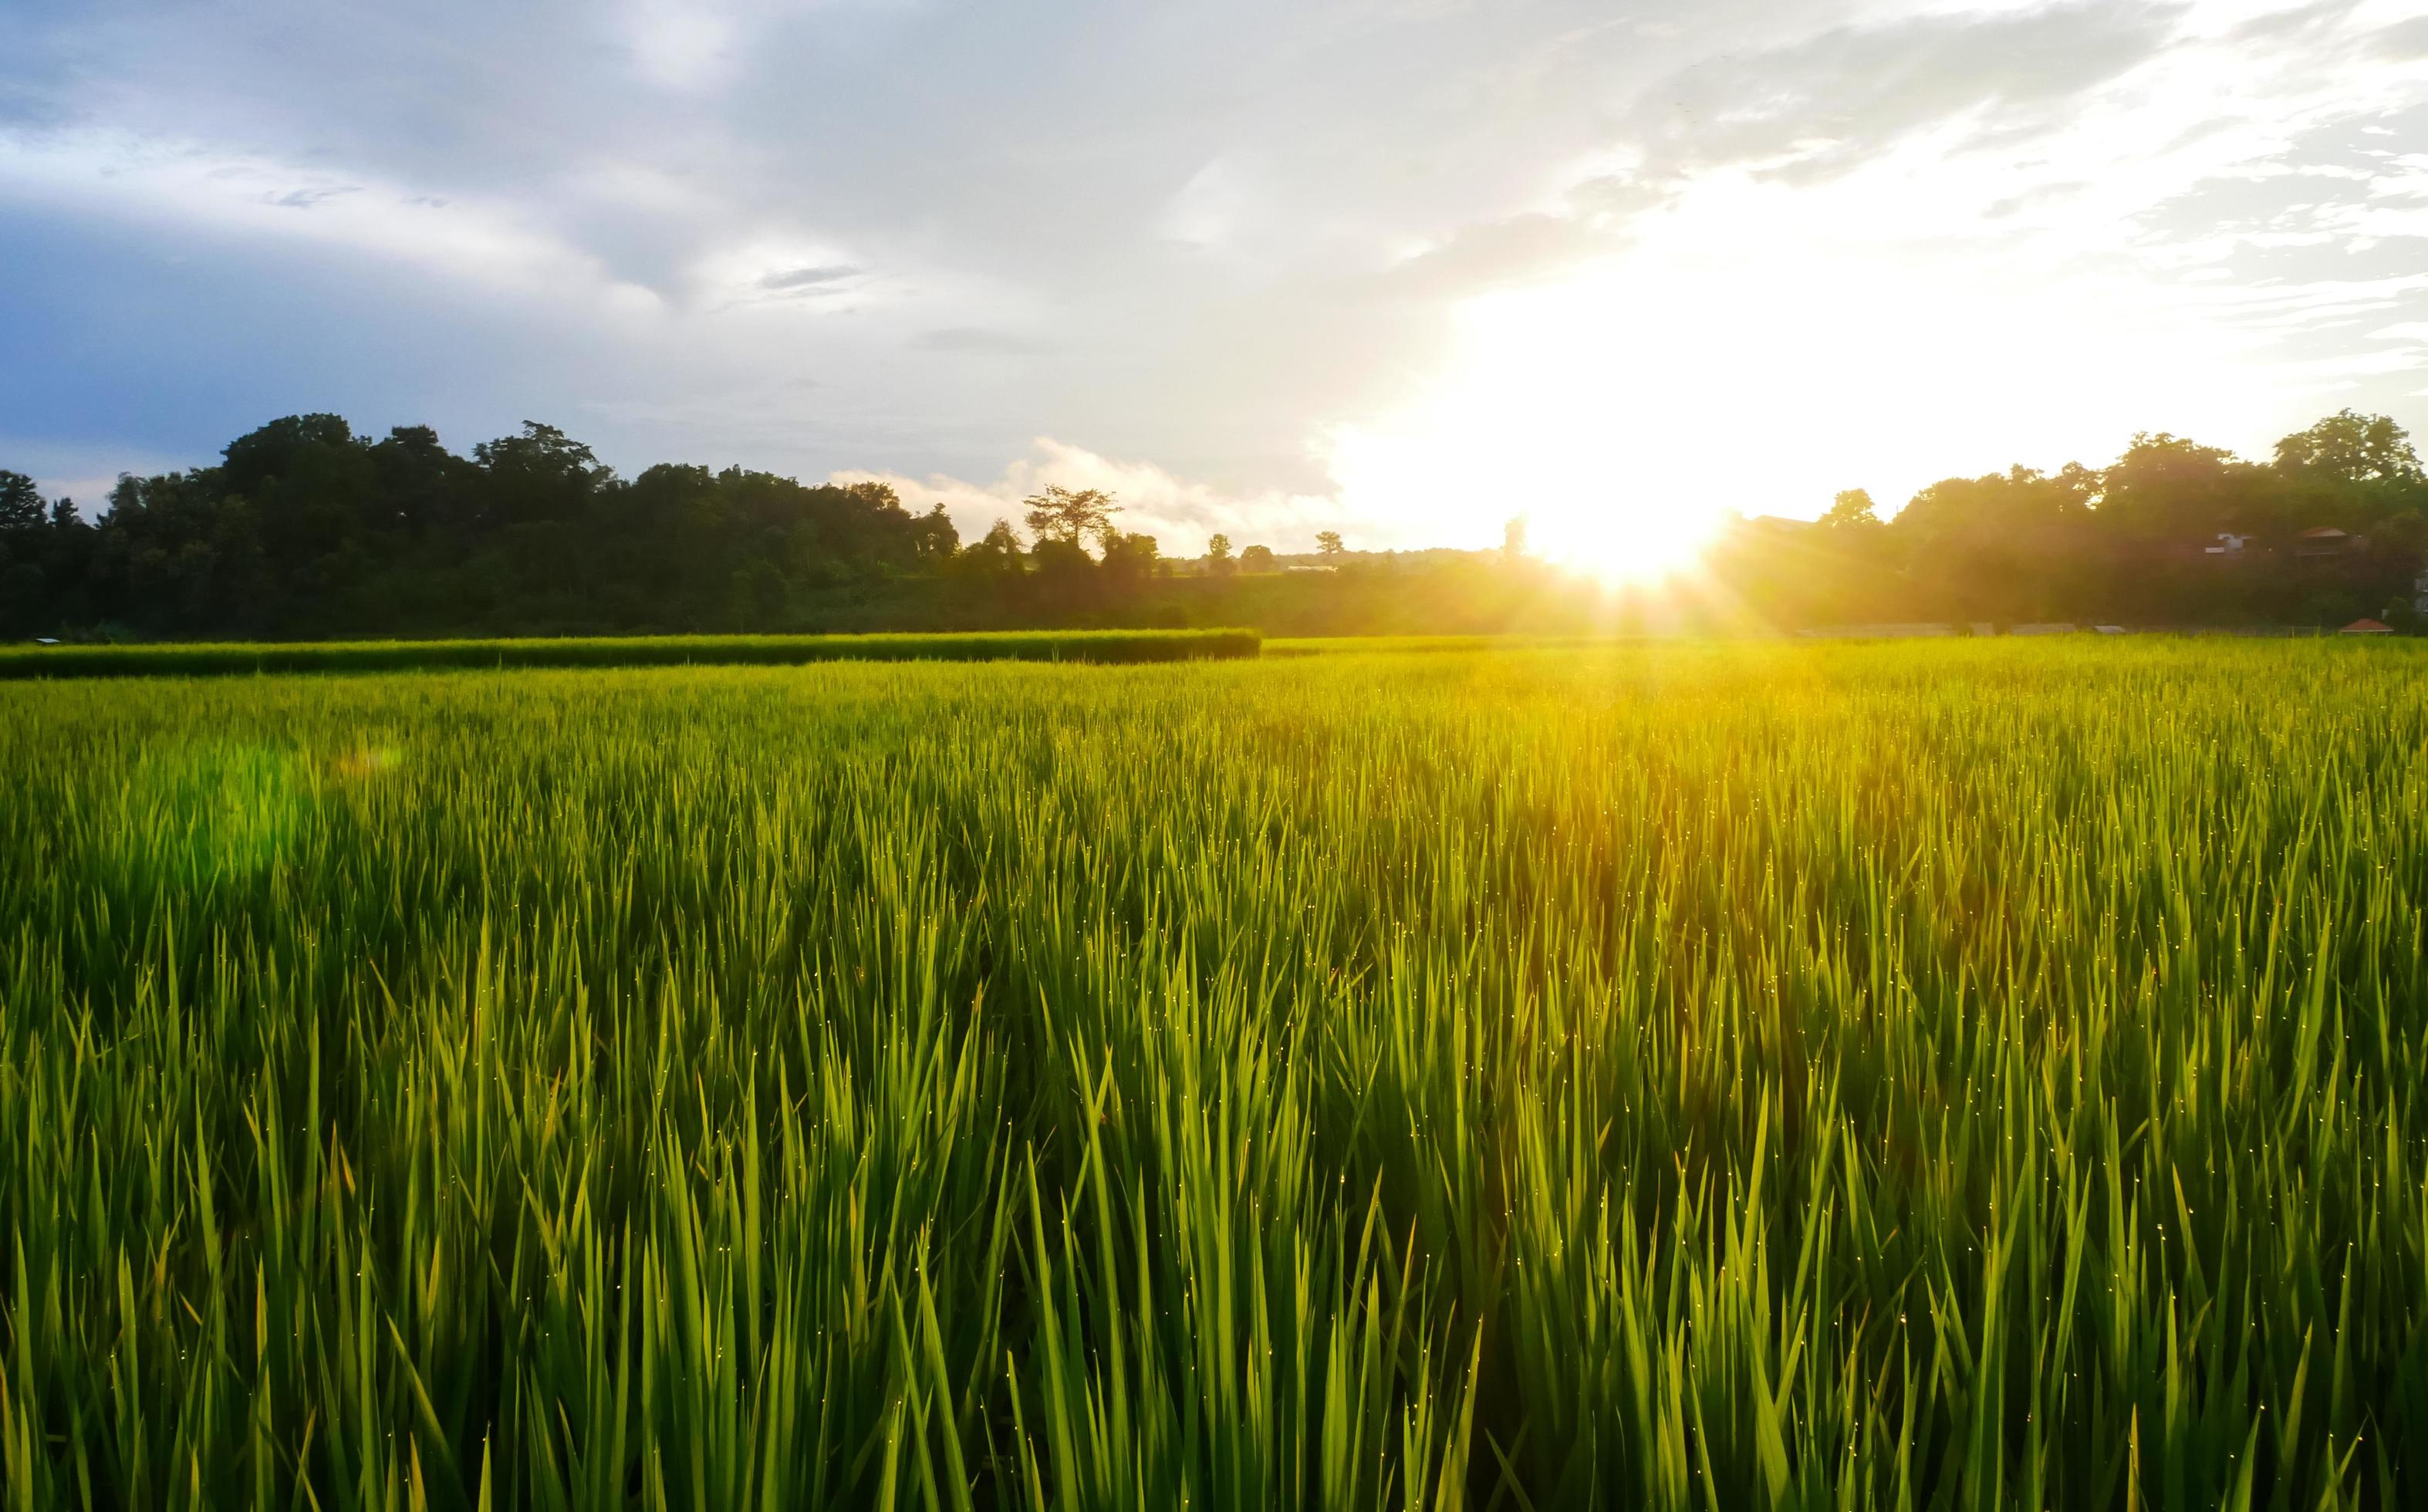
[{"xmin": 0, "ymin": 626, "xmax": 1260, "ymax": 678}]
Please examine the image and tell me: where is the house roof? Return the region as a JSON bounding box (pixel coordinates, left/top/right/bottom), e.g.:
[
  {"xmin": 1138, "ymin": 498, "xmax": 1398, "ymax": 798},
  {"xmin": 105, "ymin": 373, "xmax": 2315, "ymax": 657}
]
[
  {"xmin": 2301, "ymin": 526, "xmax": 2349, "ymax": 538},
  {"xmin": 2340, "ymin": 619, "xmax": 2393, "ymax": 633}
]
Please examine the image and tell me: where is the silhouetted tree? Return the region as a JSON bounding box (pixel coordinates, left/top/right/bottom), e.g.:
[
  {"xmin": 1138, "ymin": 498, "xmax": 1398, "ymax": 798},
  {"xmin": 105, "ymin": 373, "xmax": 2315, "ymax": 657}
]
[
  {"xmin": 0, "ymin": 472, "xmax": 47, "ymax": 636},
  {"xmin": 0, "ymin": 471, "xmax": 42, "ymax": 534},
  {"xmin": 1023, "ymin": 486, "xmax": 1119, "ymax": 552},
  {"xmin": 912, "ymin": 504, "xmax": 960, "ymax": 561},
  {"xmin": 1820, "ymin": 488, "xmax": 1882, "ymax": 533},
  {"xmin": 2274, "ymin": 410, "xmax": 2421, "ymax": 485}
]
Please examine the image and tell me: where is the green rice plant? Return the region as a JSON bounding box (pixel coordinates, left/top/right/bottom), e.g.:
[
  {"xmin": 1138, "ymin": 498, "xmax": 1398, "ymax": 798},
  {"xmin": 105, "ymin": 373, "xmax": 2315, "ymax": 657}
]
[
  {"xmin": 0, "ymin": 629, "xmax": 1260, "ymax": 680},
  {"xmin": 1, "ymin": 640, "xmax": 2423, "ymax": 1509}
]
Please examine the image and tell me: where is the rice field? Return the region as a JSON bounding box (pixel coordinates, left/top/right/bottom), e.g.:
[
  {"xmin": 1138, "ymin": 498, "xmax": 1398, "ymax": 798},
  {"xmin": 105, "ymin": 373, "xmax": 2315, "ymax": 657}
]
[{"xmin": 2, "ymin": 640, "xmax": 2424, "ymax": 1510}]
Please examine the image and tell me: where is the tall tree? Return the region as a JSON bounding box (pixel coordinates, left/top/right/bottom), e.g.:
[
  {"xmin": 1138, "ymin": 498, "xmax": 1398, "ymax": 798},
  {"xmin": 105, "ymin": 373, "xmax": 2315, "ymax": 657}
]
[
  {"xmin": 911, "ymin": 503, "xmax": 961, "ymax": 561},
  {"xmin": 1820, "ymin": 488, "xmax": 1881, "ymax": 532},
  {"xmin": 2273, "ymin": 410, "xmax": 2422, "ymax": 485},
  {"xmin": 1022, "ymin": 487, "xmax": 1120, "ymax": 552},
  {"xmin": 0, "ymin": 471, "xmax": 42, "ymax": 533}
]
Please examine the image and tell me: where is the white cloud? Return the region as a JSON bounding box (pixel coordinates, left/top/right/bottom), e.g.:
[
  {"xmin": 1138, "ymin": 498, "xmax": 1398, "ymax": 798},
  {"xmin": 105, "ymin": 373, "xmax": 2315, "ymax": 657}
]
[
  {"xmin": 0, "ymin": 127, "xmax": 664, "ymax": 316},
  {"xmin": 688, "ymin": 235, "xmax": 885, "ymax": 310},
  {"xmin": 835, "ymin": 438, "xmax": 1357, "ymax": 555},
  {"xmin": 613, "ymin": 0, "xmax": 926, "ymax": 93},
  {"xmin": 1159, "ymin": 157, "xmax": 1258, "ymax": 254},
  {"xmin": 621, "ymin": 1, "xmax": 745, "ymax": 91}
]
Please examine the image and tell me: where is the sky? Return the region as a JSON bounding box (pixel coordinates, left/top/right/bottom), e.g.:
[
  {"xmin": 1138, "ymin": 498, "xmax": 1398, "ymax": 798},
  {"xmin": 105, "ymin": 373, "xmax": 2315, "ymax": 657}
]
[{"xmin": 2, "ymin": 0, "xmax": 2425, "ymax": 562}]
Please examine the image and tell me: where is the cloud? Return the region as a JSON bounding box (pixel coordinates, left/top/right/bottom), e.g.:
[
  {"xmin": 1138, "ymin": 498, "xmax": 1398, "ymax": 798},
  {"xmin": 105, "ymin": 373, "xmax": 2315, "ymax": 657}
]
[
  {"xmin": 1382, "ymin": 212, "xmax": 1621, "ymax": 296},
  {"xmin": 268, "ymin": 185, "xmax": 360, "ymax": 210},
  {"xmin": 621, "ymin": 0, "xmax": 745, "ymax": 92},
  {"xmin": 834, "ymin": 438, "xmax": 1358, "ymax": 555},
  {"xmin": 1619, "ymin": 3, "xmax": 2186, "ymax": 187},
  {"xmin": 616, "ymin": 0, "xmax": 917, "ymax": 93},
  {"xmin": 2, "ymin": 0, "xmax": 2423, "ymax": 538},
  {"xmin": 0, "ymin": 127, "xmax": 661, "ymax": 314},
  {"xmin": 684, "ymin": 238, "xmax": 904, "ymax": 312},
  {"xmin": 914, "ymin": 326, "xmax": 1054, "ymax": 354},
  {"xmin": 1160, "ymin": 156, "xmax": 1258, "ymax": 252},
  {"xmin": 759, "ymin": 263, "xmax": 864, "ymax": 290},
  {"xmin": 2379, "ymin": 16, "xmax": 2428, "ymax": 60}
]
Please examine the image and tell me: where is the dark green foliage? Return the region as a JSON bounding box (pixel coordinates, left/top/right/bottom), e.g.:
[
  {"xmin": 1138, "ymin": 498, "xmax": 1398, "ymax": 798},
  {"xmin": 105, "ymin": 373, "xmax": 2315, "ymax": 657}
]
[
  {"xmin": 0, "ymin": 629, "xmax": 1258, "ymax": 679},
  {"xmin": 0, "ymin": 471, "xmax": 42, "ymax": 534},
  {"xmin": 2, "ymin": 419, "xmax": 984, "ymax": 641},
  {"xmin": 1712, "ymin": 413, "xmax": 2428, "ymax": 629}
]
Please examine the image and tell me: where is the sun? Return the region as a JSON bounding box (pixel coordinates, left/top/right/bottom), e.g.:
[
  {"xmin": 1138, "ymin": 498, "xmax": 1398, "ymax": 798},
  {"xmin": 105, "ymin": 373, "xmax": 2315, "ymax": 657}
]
[
  {"xmin": 1324, "ymin": 184, "xmax": 2262, "ymax": 575},
  {"xmin": 1324, "ymin": 390, "xmax": 1729, "ymax": 583},
  {"xmin": 1321, "ymin": 273, "xmax": 1747, "ymax": 583},
  {"xmin": 1526, "ymin": 500, "xmax": 1727, "ymax": 585}
]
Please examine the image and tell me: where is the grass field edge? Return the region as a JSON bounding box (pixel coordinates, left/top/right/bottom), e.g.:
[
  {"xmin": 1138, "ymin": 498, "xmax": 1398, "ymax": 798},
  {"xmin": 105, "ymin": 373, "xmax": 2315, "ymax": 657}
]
[{"xmin": 0, "ymin": 627, "xmax": 1262, "ymax": 678}]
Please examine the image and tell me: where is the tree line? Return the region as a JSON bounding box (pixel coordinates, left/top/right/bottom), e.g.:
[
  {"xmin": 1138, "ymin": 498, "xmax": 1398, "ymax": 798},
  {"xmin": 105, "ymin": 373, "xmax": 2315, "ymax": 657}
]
[
  {"xmin": 1710, "ymin": 410, "xmax": 2428, "ymax": 629},
  {"xmin": 2, "ymin": 408, "xmax": 2423, "ymax": 640},
  {"xmin": 1, "ymin": 417, "xmax": 962, "ymax": 639}
]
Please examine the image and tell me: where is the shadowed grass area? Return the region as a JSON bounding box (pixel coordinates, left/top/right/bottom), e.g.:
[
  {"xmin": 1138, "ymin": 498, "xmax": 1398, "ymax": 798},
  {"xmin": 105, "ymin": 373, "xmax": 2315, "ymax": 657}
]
[
  {"xmin": 2, "ymin": 640, "xmax": 2425, "ymax": 1509},
  {"xmin": 0, "ymin": 628, "xmax": 1260, "ymax": 679}
]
